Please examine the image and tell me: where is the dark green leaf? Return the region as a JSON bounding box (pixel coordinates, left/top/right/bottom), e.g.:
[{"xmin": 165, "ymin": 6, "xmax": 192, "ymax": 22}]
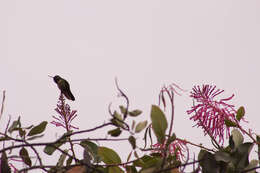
[
  {"xmin": 108, "ymin": 128, "xmax": 122, "ymax": 137},
  {"xmin": 27, "ymin": 134, "xmax": 44, "ymax": 141},
  {"xmin": 131, "ymin": 120, "xmax": 136, "ymax": 131},
  {"xmin": 1, "ymin": 152, "xmax": 11, "ymax": 173},
  {"xmin": 129, "ymin": 110, "xmax": 142, "ymax": 117},
  {"xmin": 19, "ymin": 147, "xmax": 32, "ymax": 167},
  {"xmin": 119, "ymin": 105, "xmax": 127, "ymax": 115},
  {"xmin": 150, "ymin": 105, "xmax": 168, "ymax": 143},
  {"xmin": 98, "ymin": 147, "xmax": 121, "ymax": 164},
  {"xmin": 224, "ymin": 119, "xmax": 237, "ymax": 127},
  {"xmin": 19, "ymin": 128, "xmax": 26, "ymax": 138},
  {"xmin": 199, "ymin": 151, "xmax": 219, "ymax": 173},
  {"xmin": 8, "ymin": 117, "xmax": 21, "ymax": 133},
  {"xmin": 111, "ymin": 111, "xmax": 124, "ymax": 128},
  {"xmin": 56, "ymin": 150, "xmax": 68, "ymax": 166},
  {"xmin": 214, "ymin": 151, "xmax": 231, "ymax": 162},
  {"xmin": 135, "ymin": 121, "xmax": 147, "ymax": 133},
  {"xmin": 108, "ymin": 166, "xmax": 123, "ymax": 173},
  {"xmin": 231, "ymin": 129, "xmax": 243, "ymax": 148},
  {"xmin": 80, "ymin": 140, "xmax": 100, "ymax": 163},
  {"xmin": 229, "ymin": 135, "xmax": 235, "ymax": 150},
  {"xmin": 66, "ymin": 157, "xmax": 73, "ymax": 166},
  {"xmin": 125, "ymin": 166, "xmax": 137, "ymax": 173},
  {"xmin": 27, "ymin": 121, "xmax": 47, "ymax": 136},
  {"xmin": 236, "ymin": 106, "xmax": 245, "ymax": 121},
  {"xmin": 128, "ymin": 136, "xmax": 136, "ymax": 149},
  {"xmin": 44, "ymin": 132, "xmax": 69, "ymax": 155},
  {"xmin": 231, "ymin": 142, "xmax": 253, "ymax": 170}
]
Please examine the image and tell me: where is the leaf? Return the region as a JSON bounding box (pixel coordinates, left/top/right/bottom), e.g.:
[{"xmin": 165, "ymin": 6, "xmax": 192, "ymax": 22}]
[
  {"xmin": 19, "ymin": 147, "xmax": 32, "ymax": 167},
  {"xmin": 1, "ymin": 152, "xmax": 11, "ymax": 173},
  {"xmin": 56, "ymin": 150, "xmax": 68, "ymax": 167},
  {"xmin": 8, "ymin": 117, "xmax": 21, "ymax": 133},
  {"xmin": 119, "ymin": 105, "xmax": 127, "ymax": 115},
  {"xmin": 224, "ymin": 119, "xmax": 237, "ymax": 127},
  {"xmin": 111, "ymin": 111, "xmax": 124, "ymax": 128},
  {"xmin": 214, "ymin": 151, "xmax": 231, "ymax": 162},
  {"xmin": 27, "ymin": 134, "xmax": 44, "ymax": 141},
  {"xmin": 129, "ymin": 110, "xmax": 142, "ymax": 117},
  {"xmin": 231, "ymin": 129, "xmax": 244, "ymax": 148},
  {"xmin": 199, "ymin": 151, "xmax": 219, "ymax": 173},
  {"xmin": 108, "ymin": 166, "xmax": 124, "ymax": 173},
  {"xmin": 128, "ymin": 136, "xmax": 136, "ymax": 149},
  {"xmin": 243, "ymin": 160, "xmax": 258, "ymax": 173},
  {"xmin": 108, "ymin": 128, "xmax": 122, "ymax": 137},
  {"xmin": 27, "ymin": 121, "xmax": 48, "ymax": 136},
  {"xmin": 236, "ymin": 106, "xmax": 245, "ymax": 121},
  {"xmin": 150, "ymin": 105, "xmax": 168, "ymax": 143},
  {"xmin": 135, "ymin": 121, "xmax": 148, "ymax": 133},
  {"xmin": 66, "ymin": 157, "xmax": 73, "ymax": 166},
  {"xmin": 231, "ymin": 142, "xmax": 254, "ymax": 170},
  {"xmin": 19, "ymin": 128, "xmax": 26, "ymax": 138},
  {"xmin": 126, "ymin": 166, "xmax": 138, "ymax": 173},
  {"xmin": 80, "ymin": 140, "xmax": 100, "ymax": 163},
  {"xmin": 131, "ymin": 120, "xmax": 136, "ymax": 131},
  {"xmin": 44, "ymin": 132, "xmax": 69, "ymax": 155},
  {"xmin": 98, "ymin": 147, "xmax": 121, "ymax": 164}
]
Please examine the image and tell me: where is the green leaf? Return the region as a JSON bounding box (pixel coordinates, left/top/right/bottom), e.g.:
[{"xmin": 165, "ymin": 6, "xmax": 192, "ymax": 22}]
[
  {"xmin": 150, "ymin": 105, "xmax": 168, "ymax": 143},
  {"xmin": 128, "ymin": 136, "xmax": 136, "ymax": 149},
  {"xmin": 19, "ymin": 128, "xmax": 26, "ymax": 138},
  {"xmin": 126, "ymin": 166, "xmax": 138, "ymax": 173},
  {"xmin": 111, "ymin": 111, "xmax": 124, "ymax": 128},
  {"xmin": 199, "ymin": 151, "xmax": 219, "ymax": 173},
  {"xmin": 98, "ymin": 147, "xmax": 121, "ymax": 164},
  {"xmin": 135, "ymin": 121, "xmax": 148, "ymax": 133},
  {"xmin": 119, "ymin": 105, "xmax": 127, "ymax": 115},
  {"xmin": 27, "ymin": 121, "xmax": 48, "ymax": 136},
  {"xmin": 231, "ymin": 142, "xmax": 254, "ymax": 170},
  {"xmin": 27, "ymin": 134, "xmax": 44, "ymax": 141},
  {"xmin": 129, "ymin": 110, "xmax": 142, "ymax": 117},
  {"xmin": 108, "ymin": 166, "xmax": 123, "ymax": 173},
  {"xmin": 19, "ymin": 147, "xmax": 32, "ymax": 167},
  {"xmin": 1, "ymin": 152, "xmax": 11, "ymax": 173},
  {"xmin": 80, "ymin": 140, "xmax": 100, "ymax": 163},
  {"xmin": 131, "ymin": 120, "xmax": 136, "ymax": 131},
  {"xmin": 108, "ymin": 128, "xmax": 122, "ymax": 137},
  {"xmin": 66, "ymin": 157, "xmax": 73, "ymax": 166},
  {"xmin": 56, "ymin": 150, "xmax": 68, "ymax": 167},
  {"xmin": 224, "ymin": 119, "xmax": 237, "ymax": 127},
  {"xmin": 214, "ymin": 151, "xmax": 231, "ymax": 162},
  {"xmin": 236, "ymin": 106, "xmax": 245, "ymax": 121},
  {"xmin": 44, "ymin": 132, "xmax": 69, "ymax": 155},
  {"xmin": 244, "ymin": 160, "xmax": 258, "ymax": 173},
  {"xmin": 231, "ymin": 129, "xmax": 244, "ymax": 148},
  {"xmin": 8, "ymin": 117, "xmax": 21, "ymax": 133}
]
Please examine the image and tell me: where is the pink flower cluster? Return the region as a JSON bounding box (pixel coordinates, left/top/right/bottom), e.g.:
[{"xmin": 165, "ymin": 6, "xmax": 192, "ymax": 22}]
[
  {"xmin": 187, "ymin": 85, "xmax": 238, "ymax": 144},
  {"xmin": 152, "ymin": 139, "xmax": 187, "ymax": 161},
  {"xmin": 51, "ymin": 94, "xmax": 78, "ymax": 130}
]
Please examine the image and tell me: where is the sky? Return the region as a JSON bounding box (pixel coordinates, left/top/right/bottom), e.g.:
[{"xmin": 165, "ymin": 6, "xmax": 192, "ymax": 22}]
[{"xmin": 1, "ymin": 0, "xmax": 260, "ymax": 169}]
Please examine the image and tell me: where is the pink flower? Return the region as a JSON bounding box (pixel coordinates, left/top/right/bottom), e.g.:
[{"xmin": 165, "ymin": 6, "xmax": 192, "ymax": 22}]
[
  {"xmin": 152, "ymin": 139, "xmax": 187, "ymax": 161},
  {"xmin": 51, "ymin": 94, "xmax": 79, "ymax": 130},
  {"xmin": 187, "ymin": 85, "xmax": 238, "ymax": 144}
]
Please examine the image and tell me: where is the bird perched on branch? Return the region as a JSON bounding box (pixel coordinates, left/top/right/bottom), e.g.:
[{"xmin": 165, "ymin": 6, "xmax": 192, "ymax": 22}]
[{"xmin": 50, "ymin": 75, "xmax": 75, "ymax": 101}]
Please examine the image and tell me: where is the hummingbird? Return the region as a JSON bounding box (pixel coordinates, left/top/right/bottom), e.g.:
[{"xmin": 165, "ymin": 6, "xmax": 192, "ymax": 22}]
[{"xmin": 50, "ymin": 75, "xmax": 75, "ymax": 101}]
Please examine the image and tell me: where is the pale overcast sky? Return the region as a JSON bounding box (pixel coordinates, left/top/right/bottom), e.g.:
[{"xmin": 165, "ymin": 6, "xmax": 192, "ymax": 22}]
[{"xmin": 1, "ymin": 0, "xmax": 260, "ymax": 168}]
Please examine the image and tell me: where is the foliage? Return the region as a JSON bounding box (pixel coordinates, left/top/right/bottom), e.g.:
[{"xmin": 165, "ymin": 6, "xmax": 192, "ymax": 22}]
[{"xmin": 0, "ymin": 82, "xmax": 259, "ymax": 173}]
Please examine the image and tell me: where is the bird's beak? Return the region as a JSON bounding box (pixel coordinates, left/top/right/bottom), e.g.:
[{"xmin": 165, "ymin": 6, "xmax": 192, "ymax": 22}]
[{"xmin": 48, "ymin": 75, "xmax": 53, "ymax": 78}]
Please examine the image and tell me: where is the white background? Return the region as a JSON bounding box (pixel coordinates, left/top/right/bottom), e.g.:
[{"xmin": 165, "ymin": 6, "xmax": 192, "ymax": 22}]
[{"xmin": 1, "ymin": 0, "xmax": 260, "ymax": 169}]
